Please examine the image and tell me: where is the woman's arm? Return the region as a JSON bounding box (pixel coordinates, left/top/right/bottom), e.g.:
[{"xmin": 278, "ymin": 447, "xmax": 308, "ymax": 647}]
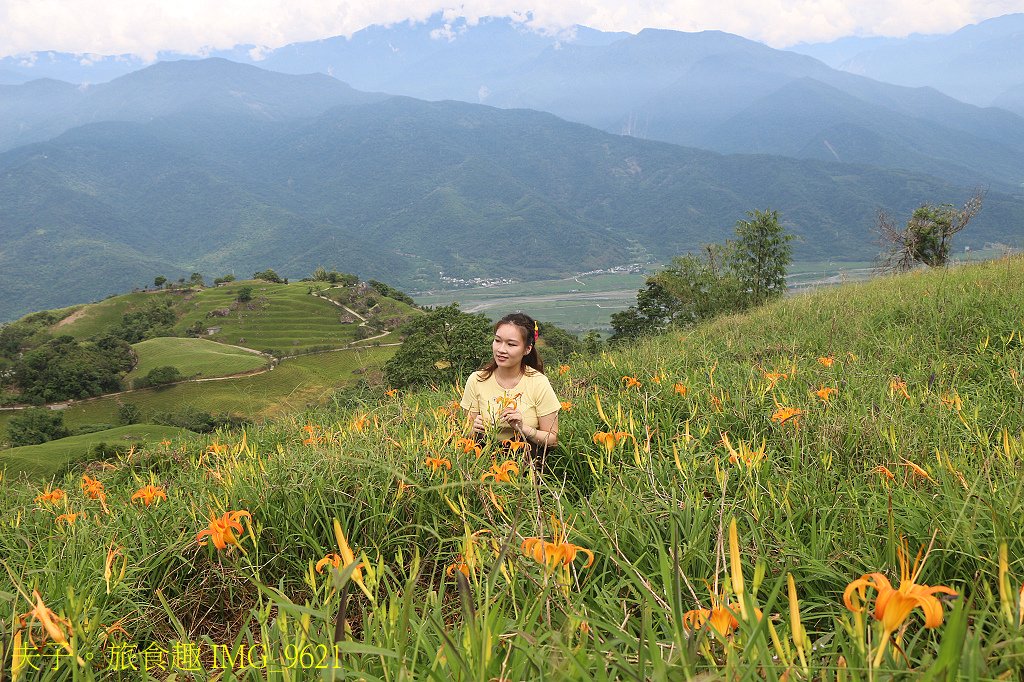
[{"xmin": 522, "ymin": 410, "xmax": 558, "ymax": 448}]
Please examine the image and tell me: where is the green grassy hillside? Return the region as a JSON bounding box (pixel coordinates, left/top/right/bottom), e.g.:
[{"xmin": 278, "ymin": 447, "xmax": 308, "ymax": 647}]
[
  {"xmin": 125, "ymin": 337, "xmax": 268, "ymax": 384},
  {"xmin": 0, "ymin": 424, "xmax": 193, "ymax": 478},
  {"xmin": 51, "ymin": 345, "xmax": 396, "ymax": 428},
  {"xmin": 2, "ymin": 256, "xmax": 1022, "ymax": 678}
]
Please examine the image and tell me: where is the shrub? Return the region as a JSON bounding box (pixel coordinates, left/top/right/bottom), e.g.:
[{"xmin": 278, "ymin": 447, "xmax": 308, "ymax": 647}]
[{"xmin": 6, "ymin": 407, "xmax": 69, "ymax": 446}]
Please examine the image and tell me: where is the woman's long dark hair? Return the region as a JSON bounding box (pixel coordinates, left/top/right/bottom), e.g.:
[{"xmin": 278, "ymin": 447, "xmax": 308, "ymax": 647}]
[{"xmin": 476, "ymin": 313, "xmax": 544, "ymax": 381}]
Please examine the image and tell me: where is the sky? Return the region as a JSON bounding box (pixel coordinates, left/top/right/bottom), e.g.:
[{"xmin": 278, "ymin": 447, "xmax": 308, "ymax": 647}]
[{"xmin": 1, "ymin": 0, "xmax": 1023, "ymax": 59}]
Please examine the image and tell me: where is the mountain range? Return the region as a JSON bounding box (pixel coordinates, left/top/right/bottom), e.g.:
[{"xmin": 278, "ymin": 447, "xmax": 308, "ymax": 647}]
[
  {"xmin": 1, "ymin": 58, "xmax": 1021, "ymax": 322},
  {"xmin": 3, "ymin": 16, "xmax": 1024, "ymax": 192},
  {"xmin": 792, "ymin": 13, "xmax": 1024, "ymax": 112},
  {"xmin": 1, "ymin": 18, "xmax": 1023, "ymax": 322}
]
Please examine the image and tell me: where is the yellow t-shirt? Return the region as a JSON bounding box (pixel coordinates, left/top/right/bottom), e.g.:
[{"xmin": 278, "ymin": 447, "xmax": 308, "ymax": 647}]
[{"xmin": 460, "ymin": 369, "xmax": 561, "ymax": 440}]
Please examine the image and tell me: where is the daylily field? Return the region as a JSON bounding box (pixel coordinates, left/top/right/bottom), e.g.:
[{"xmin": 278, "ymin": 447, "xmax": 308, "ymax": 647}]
[{"xmin": 2, "ymin": 256, "xmax": 1024, "ymax": 680}]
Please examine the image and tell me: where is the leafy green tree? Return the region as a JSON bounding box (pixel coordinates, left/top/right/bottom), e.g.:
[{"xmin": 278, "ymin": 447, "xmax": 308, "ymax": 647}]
[
  {"xmin": 112, "ymin": 301, "xmax": 176, "ymax": 343},
  {"xmin": 154, "ymin": 276, "xmax": 167, "ymax": 288},
  {"xmin": 188, "ymin": 272, "xmax": 205, "ymax": 287},
  {"xmin": 368, "ymin": 279, "xmax": 416, "ymax": 306},
  {"xmin": 117, "ymin": 401, "xmax": 142, "ymax": 425},
  {"xmin": 254, "ymin": 269, "xmax": 285, "ymax": 284},
  {"xmin": 536, "ymin": 322, "xmax": 581, "ymax": 366},
  {"xmin": 214, "ymin": 274, "xmax": 236, "ymax": 285},
  {"xmin": 383, "ymin": 304, "xmax": 492, "ymax": 388},
  {"xmin": 14, "ymin": 335, "xmax": 132, "ymax": 403},
  {"xmin": 877, "ymin": 191, "xmax": 984, "ymax": 272},
  {"xmin": 727, "ymin": 209, "xmax": 794, "ymax": 306},
  {"xmin": 136, "ymin": 366, "xmax": 182, "ymax": 388},
  {"xmin": 612, "ymin": 210, "xmax": 793, "ymax": 340},
  {"xmin": 7, "ymin": 407, "xmax": 69, "ymax": 446},
  {"xmin": 237, "ymin": 286, "xmax": 254, "ymax": 303}
]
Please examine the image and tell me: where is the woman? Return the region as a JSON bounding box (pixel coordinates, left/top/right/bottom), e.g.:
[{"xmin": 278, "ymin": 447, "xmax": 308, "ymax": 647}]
[{"xmin": 460, "ymin": 312, "xmax": 560, "ymax": 454}]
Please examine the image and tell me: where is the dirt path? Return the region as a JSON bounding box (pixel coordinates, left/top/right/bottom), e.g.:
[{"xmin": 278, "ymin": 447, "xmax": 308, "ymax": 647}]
[{"xmin": 52, "ymin": 307, "xmax": 88, "ymax": 329}]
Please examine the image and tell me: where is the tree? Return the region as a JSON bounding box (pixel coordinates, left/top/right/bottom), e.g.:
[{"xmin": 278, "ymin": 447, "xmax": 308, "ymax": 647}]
[
  {"xmin": 153, "ymin": 276, "xmax": 167, "ymax": 288},
  {"xmin": 236, "ymin": 286, "xmax": 253, "ymax": 303},
  {"xmin": 188, "ymin": 272, "xmax": 205, "ymax": 288},
  {"xmin": 117, "ymin": 401, "xmax": 142, "ymax": 425},
  {"xmin": 877, "ymin": 190, "xmax": 984, "ymax": 273},
  {"xmin": 611, "ymin": 209, "xmax": 793, "ymax": 340},
  {"xmin": 383, "ymin": 304, "xmax": 492, "ymax": 389},
  {"xmin": 135, "ymin": 365, "xmax": 182, "ymax": 389},
  {"xmin": 7, "ymin": 407, "xmax": 69, "ymax": 446},
  {"xmin": 727, "ymin": 209, "xmax": 794, "ymax": 306},
  {"xmin": 253, "ymin": 269, "xmax": 285, "ymax": 284}
]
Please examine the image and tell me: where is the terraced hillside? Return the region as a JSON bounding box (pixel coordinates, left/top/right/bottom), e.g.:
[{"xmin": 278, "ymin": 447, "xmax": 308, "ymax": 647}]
[{"xmin": 125, "ymin": 337, "xmax": 269, "ymax": 386}]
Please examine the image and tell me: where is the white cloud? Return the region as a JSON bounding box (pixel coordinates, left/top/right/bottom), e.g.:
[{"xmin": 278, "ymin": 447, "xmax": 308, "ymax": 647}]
[{"xmin": 0, "ymin": 0, "xmax": 1022, "ymax": 58}]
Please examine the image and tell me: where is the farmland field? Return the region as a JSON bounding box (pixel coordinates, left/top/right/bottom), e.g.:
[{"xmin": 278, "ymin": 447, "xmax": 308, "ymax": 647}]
[
  {"xmin": 125, "ymin": 337, "xmax": 269, "ymax": 384},
  {"xmin": 50, "ymin": 345, "xmax": 396, "ymax": 428}
]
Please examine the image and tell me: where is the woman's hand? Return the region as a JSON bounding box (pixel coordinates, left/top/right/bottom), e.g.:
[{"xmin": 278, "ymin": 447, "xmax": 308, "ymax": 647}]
[
  {"xmin": 499, "ymin": 406, "xmax": 524, "ymax": 432},
  {"xmin": 471, "ymin": 413, "xmax": 486, "ymax": 434}
]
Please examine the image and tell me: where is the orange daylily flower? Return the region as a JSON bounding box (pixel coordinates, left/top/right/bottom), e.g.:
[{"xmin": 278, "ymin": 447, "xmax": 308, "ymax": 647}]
[
  {"xmin": 330, "ymin": 518, "xmax": 366, "ymax": 592},
  {"xmin": 455, "ymin": 437, "xmax": 483, "ymax": 456},
  {"xmin": 315, "ymin": 553, "xmax": 344, "ymax": 574},
  {"xmin": 446, "ymin": 529, "xmax": 494, "ymax": 579},
  {"xmin": 35, "ymin": 488, "xmax": 66, "ymax": 505},
  {"xmin": 709, "ymin": 393, "xmax": 723, "ymax": 410},
  {"xmin": 621, "ymin": 375, "xmax": 642, "ymax": 389},
  {"xmin": 939, "ymin": 392, "xmax": 962, "ymax": 411},
  {"xmin": 899, "ymin": 458, "xmax": 936, "ymax": 484},
  {"xmin": 131, "ymin": 484, "xmax": 167, "ymax": 506},
  {"xmin": 350, "ymin": 415, "xmax": 370, "ymax": 432},
  {"xmin": 818, "ymin": 356, "xmax": 835, "ymax": 368},
  {"xmin": 503, "ymin": 439, "xmax": 528, "ymax": 453},
  {"xmin": 889, "ymin": 377, "xmax": 911, "ymax": 400},
  {"xmin": 558, "ymin": 365, "xmax": 570, "ymax": 375},
  {"xmin": 18, "ymin": 590, "xmax": 75, "ymax": 656},
  {"xmin": 560, "ymin": 401, "xmax": 573, "ymax": 411},
  {"xmin": 424, "ymin": 456, "xmax": 452, "ymax": 472},
  {"xmin": 446, "ymin": 559, "xmax": 471, "ymax": 578},
  {"xmin": 815, "ymin": 386, "xmax": 838, "ymax": 402},
  {"xmin": 772, "ymin": 406, "xmax": 804, "ymax": 426},
  {"xmin": 494, "ymin": 393, "xmax": 521, "ymax": 411},
  {"xmin": 196, "ymin": 510, "xmax": 251, "ymax": 551},
  {"xmin": 385, "ymin": 389, "xmax": 399, "ymax": 398},
  {"xmin": 650, "ymin": 373, "xmax": 664, "ymax": 384},
  {"xmin": 55, "ymin": 512, "xmax": 82, "ymax": 526},
  {"xmin": 207, "ymin": 442, "xmax": 228, "ymax": 455},
  {"xmin": 81, "ymin": 474, "xmax": 105, "ymax": 500},
  {"xmin": 481, "ymin": 460, "xmax": 520, "ymax": 483},
  {"xmin": 159, "ymin": 439, "xmax": 172, "ymax": 448},
  {"xmin": 870, "ymin": 465, "xmax": 896, "ymax": 481},
  {"xmin": 843, "ymin": 538, "xmax": 957, "ymax": 667},
  {"xmin": 762, "ymin": 370, "xmax": 788, "ymax": 389},
  {"xmin": 683, "ymin": 593, "xmax": 741, "ymax": 638},
  {"xmin": 592, "ymin": 430, "xmax": 630, "ymax": 454},
  {"xmin": 521, "ymin": 516, "xmax": 595, "ymax": 575},
  {"xmin": 673, "ymin": 383, "xmax": 688, "ymax": 396}
]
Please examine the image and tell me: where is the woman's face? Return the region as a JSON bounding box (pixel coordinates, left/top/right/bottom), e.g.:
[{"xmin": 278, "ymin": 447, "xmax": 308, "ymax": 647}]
[{"xmin": 492, "ymin": 323, "xmax": 531, "ymax": 371}]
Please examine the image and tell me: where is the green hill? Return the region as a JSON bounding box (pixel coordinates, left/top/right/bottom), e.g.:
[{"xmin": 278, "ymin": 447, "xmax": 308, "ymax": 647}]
[
  {"xmin": 0, "ymin": 424, "xmax": 193, "ymax": 478},
  {"xmin": 2, "ymin": 256, "xmax": 1021, "ymax": 677},
  {"xmin": 125, "ymin": 337, "xmax": 268, "ymax": 385}
]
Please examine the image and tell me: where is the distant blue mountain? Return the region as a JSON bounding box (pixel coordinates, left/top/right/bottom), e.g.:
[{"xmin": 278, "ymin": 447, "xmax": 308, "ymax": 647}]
[
  {"xmin": 2, "ymin": 58, "xmax": 1020, "ymax": 321},
  {"xmin": 791, "ymin": 13, "xmax": 1024, "ymax": 112}
]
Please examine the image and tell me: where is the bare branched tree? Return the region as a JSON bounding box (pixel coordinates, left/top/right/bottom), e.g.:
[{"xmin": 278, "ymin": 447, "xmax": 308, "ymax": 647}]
[{"xmin": 876, "ymin": 189, "xmax": 985, "ymax": 274}]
